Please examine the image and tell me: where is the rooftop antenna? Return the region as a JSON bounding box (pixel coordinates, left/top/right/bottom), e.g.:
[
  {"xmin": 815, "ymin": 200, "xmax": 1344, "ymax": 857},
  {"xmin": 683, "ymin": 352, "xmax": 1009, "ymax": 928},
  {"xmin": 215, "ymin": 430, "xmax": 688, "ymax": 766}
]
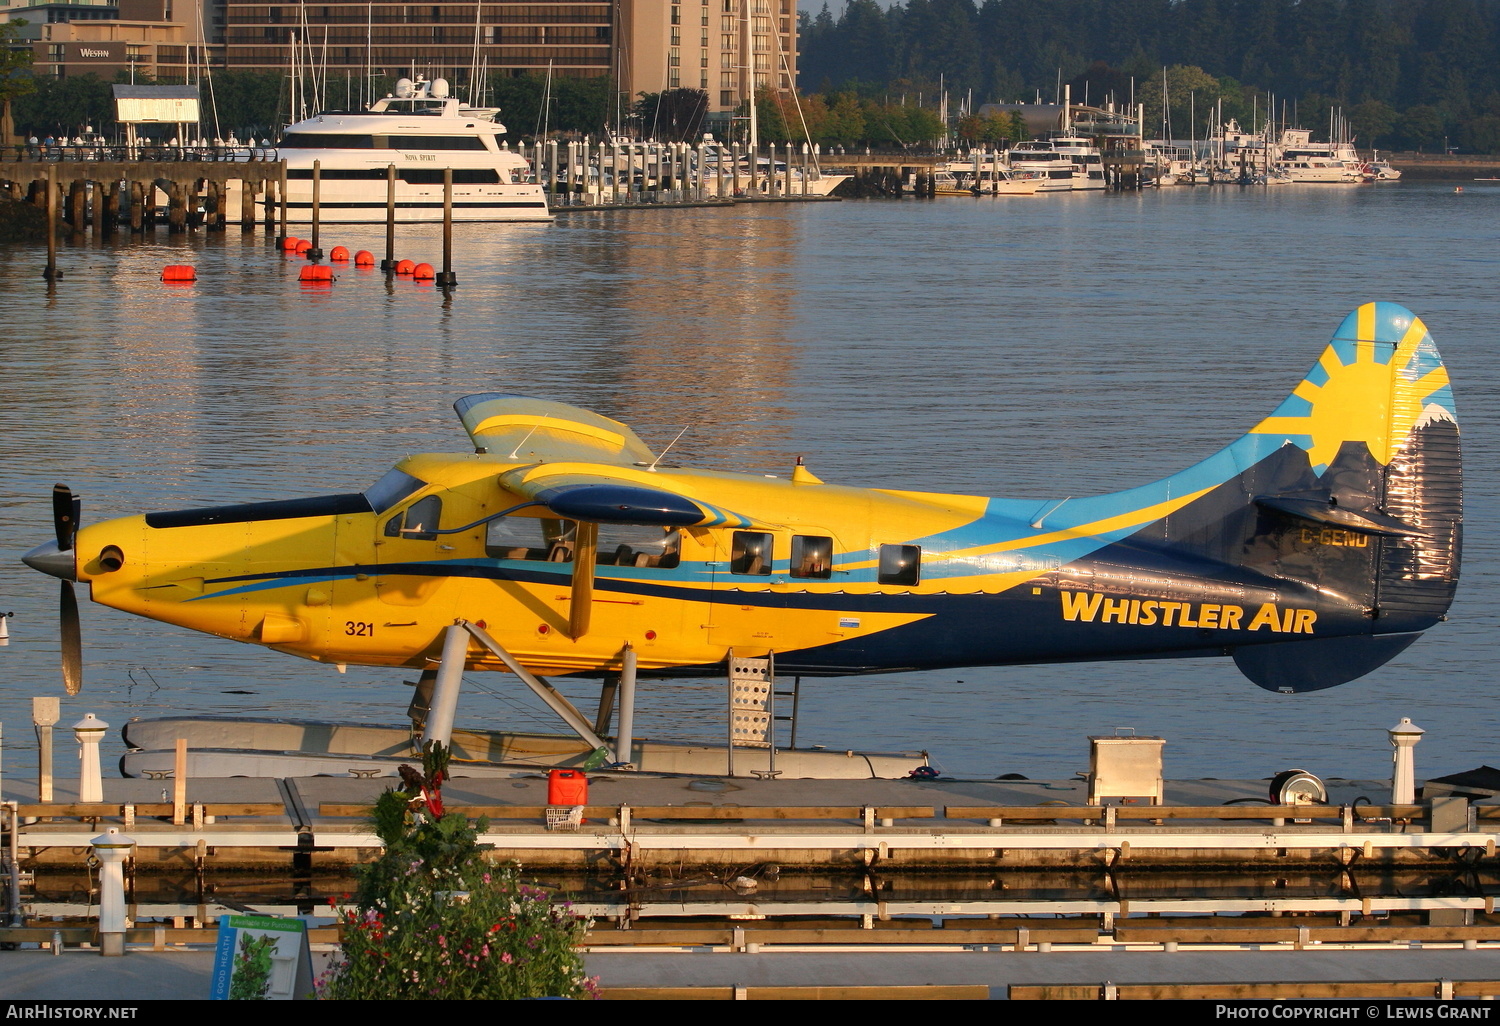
[{"xmin": 648, "ymin": 426, "xmax": 691, "ymax": 472}]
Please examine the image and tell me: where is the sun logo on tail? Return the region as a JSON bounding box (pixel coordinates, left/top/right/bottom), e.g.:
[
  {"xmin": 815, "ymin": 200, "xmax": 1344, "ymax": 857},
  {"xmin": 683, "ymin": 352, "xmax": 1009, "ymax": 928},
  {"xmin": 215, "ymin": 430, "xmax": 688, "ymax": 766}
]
[{"xmin": 1251, "ymin": 303, "xmax": 1455, "ymax": 473}]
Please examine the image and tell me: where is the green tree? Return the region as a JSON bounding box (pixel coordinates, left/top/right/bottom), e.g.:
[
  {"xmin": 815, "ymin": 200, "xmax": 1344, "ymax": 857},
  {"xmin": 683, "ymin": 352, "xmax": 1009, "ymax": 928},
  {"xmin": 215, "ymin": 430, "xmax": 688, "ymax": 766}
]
[
  {"xmin": 1, "ymin": 19, "xmax": 37, "ymax": 147},
  {"xmin": 1349, "ymin": 100, "xmax": 1397, "ymax": 148}
]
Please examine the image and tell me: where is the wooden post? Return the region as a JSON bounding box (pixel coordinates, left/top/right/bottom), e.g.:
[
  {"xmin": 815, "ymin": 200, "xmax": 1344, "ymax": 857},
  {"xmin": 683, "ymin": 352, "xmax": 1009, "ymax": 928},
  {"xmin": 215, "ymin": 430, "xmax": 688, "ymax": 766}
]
[
  {"xmin": 172, "ymin": 738, "xmax": 187, "ymax": 826},
  {"xmin": 43, "ymin": 165, "xmax": 58, "ymax": 279},
  {"xmin": 102, "ymin": 179, "xmax": 120, "ymax": 233},
  {"xmin": 240, "ymin": 176, "xmax": 256, "ymax": 231},
  {"xmin": 277, "ymin": 162, "xmax": 288, "ymax": 244},
  {"xmin": 263, "ymin": 175, "xmax": 276, "ymax": 234},
  {"xmin": 130, "ymin": 180, "xmax": 144, "ymax": 232},
  {"xmin": 205, "ymin": 179, "xmax": 221, "ymax": 230},
  {"xmin": 381, "ymin": 163, "xmax": 396, "ymax": 271},
  {"xmin": 438, "ymin": 167, "xmax": 456, "ymax": 288},
  {"xmin": 168, "ymin": 180, "xmax": 187, "ymax": 233},
  {"xmin": 91, "ymin": 182, "xmax": 105, "ymax": 240},
  {"xmin": 68, "ymin": 178, "xmax": 85, "ymax": 231},
  {"xmin": 307, "ymin": 160, "xmax": 323, "ymax": 259}
]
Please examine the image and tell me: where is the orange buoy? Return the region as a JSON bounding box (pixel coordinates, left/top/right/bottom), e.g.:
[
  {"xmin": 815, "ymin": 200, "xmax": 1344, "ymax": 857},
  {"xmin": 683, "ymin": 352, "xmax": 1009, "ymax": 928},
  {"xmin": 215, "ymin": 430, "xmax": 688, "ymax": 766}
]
[
  {"xmin": 298, "ymin": 264, "xmax": 334, "ymax": 283},
  {"xmin": 160, "ymin": 265, "xmax": 196, "ymax": 282},
  {"xmin": 412, "ymin": 262, "xmax": 436, "ymax": 281},
  {"xmin": 353, "ymin": 250, "xmax": 375, "ymax": 266},
  {"xmin": 329, "ymin": 245, "xmax": 350, "ymax": 261},
  {"xmin": 293, "ymin": 239, "xmax": 312, "ymax": 254},
  {"xmin": 395, "ymin": 258, "xmax": 416, "ymax": 275},
  {"xmin": 280, "ymin": 236, "xmax": 301, "ymax": 251}
]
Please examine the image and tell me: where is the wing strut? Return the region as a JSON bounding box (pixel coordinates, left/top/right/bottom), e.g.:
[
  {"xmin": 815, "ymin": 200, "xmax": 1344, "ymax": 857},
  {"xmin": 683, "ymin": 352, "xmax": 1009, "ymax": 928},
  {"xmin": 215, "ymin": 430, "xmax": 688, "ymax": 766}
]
[{"xmin": 569, "ymin": 522, "xmax": 598, "ymax": 639}]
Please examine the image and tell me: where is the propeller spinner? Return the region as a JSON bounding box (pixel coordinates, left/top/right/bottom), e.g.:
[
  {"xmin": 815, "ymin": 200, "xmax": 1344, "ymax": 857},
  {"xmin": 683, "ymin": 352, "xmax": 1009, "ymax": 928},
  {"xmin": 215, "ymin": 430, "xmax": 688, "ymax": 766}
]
[{"xmin": 20, "ymin": 484, "xmax": 83, "ymax": 694}]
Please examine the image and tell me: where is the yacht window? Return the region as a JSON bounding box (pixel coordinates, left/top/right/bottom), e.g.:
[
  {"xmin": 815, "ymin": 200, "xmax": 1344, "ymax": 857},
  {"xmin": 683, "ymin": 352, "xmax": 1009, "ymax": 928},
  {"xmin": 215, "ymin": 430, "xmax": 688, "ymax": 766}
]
[
  {"xmin": 385, "ymin": 135, "xmax": 488, "ymax": 151},
  {"xmin": 878, "ymin": 544, "xmax": 921, "ymax": 586},
  {"xmin": 287, "ymin": 168, "xmax": 387, "ymax": 180},
  {"xmin": 280, "ymin": 133, "xmax": 375, "ymax": 148},
  {"xmin": 597, "ymin": 525, "xmax": 682, "ymax": 568},
  {"xmin": 399, "ymin": 168, "xmax": 501, "ymax": 185},
  {"xmin": 384, "ymin": 495, "xmax": 442, "ymax": 541},
  {"xmin": 365, "ymin": 468, "xmax": 425, "ymax": 513},
  {"xmin": 790, "ymin": 535, "xmax": 833, "ymax": 579},
  {"xmin": 730, "ymin": 531, "xmax": 774, "ymax": 575}
]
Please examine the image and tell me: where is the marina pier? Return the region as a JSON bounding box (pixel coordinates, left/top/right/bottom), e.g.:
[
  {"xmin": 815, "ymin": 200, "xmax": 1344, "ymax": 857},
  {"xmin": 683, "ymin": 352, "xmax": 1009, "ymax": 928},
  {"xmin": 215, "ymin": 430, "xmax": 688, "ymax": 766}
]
[{"xmin": 0, "ymin": 148, "xmax": 284, "ymax": 234}]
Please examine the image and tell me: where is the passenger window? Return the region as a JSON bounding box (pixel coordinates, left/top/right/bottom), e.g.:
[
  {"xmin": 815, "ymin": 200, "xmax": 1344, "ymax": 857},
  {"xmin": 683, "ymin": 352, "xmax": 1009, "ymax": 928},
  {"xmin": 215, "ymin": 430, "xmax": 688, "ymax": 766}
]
[
  {"xmin": 729, "ymin": 531, "xmax": 774, "ymax": 575},
  {"xmin": 384, "ymin": 495, "xmax": 442, "ymax": 541},
  {"xmin": 878, "ymin": 544, "xmax": 921, "ymax": 586},
  {"xmin": 485, "ymin": 517, "xmax": 576, "ymax": 561},
  {"xmin": 596, "ymin": 525, "xmax": 682, "ymax": 569},
  {"xmin": 790, "ymin": 535, "xmax": 833, "ymax": 579}
]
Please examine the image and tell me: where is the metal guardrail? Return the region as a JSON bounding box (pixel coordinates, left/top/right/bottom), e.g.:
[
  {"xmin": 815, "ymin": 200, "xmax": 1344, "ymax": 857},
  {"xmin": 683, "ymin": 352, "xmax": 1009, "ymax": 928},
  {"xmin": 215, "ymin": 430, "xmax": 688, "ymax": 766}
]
[{"xmin": 0, "ymin": 144, "xmax": 280, "ymax": 163}]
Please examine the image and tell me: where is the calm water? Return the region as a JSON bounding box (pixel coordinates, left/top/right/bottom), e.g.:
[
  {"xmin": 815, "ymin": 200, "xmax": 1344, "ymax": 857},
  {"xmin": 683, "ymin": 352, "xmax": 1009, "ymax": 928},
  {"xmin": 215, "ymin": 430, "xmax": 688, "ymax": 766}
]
[{"xmin": 2, "ymin": 182, "xmax": 1498, "ymax": 788}]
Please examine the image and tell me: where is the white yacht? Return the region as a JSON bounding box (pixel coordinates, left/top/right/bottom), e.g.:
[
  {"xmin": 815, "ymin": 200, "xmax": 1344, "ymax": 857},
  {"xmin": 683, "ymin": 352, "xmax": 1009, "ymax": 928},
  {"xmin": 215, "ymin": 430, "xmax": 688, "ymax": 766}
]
[
  {"xmin": 272, "ymin": 75, "xmax": 551, "ymax": 224},
  {"xmin": 1007, "ymin": 134, "xmax": 1106, "ymax": 190}
]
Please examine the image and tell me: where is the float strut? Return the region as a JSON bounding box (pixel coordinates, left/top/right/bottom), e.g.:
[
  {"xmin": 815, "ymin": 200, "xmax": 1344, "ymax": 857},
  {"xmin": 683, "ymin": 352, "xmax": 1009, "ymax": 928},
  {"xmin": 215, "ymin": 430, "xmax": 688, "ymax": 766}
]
[
  {"xmin": 420, "ymin": 623, "xmax": 471, "ymax": 751},
  {"xmin": 617, "ymin": 644, "xmax": 637, "ymax": 769},
  {"xmin": 459, "ymin": 620, "xmax": 612, "ymax": 755}
]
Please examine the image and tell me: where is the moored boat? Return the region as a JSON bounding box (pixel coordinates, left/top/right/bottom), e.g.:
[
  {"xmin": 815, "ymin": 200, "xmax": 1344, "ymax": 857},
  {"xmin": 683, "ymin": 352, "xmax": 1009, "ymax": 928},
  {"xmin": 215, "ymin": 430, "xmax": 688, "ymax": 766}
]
[{"xmin": 273, "ymin": 75, "xmax": 552, "ymax": 224}]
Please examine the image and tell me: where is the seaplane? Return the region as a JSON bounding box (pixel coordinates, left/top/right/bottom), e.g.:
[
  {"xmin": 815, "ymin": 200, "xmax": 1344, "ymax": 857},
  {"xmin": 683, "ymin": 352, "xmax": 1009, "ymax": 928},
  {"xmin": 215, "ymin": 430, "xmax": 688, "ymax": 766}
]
[{"xmin": 21, "ymin": 302, "xmax": 1461, "ymax": 778}]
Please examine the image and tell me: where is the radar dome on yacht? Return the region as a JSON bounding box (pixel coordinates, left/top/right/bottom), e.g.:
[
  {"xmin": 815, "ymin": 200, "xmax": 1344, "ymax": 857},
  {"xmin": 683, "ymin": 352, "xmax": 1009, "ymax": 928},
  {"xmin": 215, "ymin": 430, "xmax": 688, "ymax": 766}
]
[
  {"xmin": 395, "ymin": 77, "xmax": 414, "ymax": 98},
  {"xmin": 431, "ymin": 78, "xmax": 450, "ymax": 98}
]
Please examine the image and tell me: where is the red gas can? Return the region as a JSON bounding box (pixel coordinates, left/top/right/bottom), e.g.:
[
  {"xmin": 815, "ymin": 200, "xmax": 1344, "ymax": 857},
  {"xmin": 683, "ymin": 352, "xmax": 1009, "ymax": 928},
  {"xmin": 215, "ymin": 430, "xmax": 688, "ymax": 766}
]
[{"xmin": 548, "ymin": 769, "xmax": 587, "ymax": 807}]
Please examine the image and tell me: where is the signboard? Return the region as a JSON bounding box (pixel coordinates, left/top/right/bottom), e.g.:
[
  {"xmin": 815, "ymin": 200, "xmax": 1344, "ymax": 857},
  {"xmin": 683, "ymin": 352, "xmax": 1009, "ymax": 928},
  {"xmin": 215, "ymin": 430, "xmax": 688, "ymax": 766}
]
[{"xmin": 210, "ymin": 914, "xmax": 315, "ymax": 1000}]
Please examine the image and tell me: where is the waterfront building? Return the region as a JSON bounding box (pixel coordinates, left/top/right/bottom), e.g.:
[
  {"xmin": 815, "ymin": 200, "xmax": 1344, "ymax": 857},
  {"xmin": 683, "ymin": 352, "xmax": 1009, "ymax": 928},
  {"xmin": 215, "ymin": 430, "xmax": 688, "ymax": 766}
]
[
  {"xmin": 2, "ymin": 0, "xmax": 203, "ymax": 80},
  {"xmin": 217, "ymin": 0, "xmax": 796, "ymax": 118}
]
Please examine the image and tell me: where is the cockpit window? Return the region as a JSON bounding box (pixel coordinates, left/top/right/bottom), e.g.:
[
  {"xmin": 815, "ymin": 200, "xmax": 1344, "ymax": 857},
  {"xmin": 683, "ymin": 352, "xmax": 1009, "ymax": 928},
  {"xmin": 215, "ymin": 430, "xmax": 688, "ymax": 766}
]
[
  {"xmin": 365, "ymin": 469, "xmax": 425, "ymax": 513},
  {"xmin": 384, "ymin": 495, "xmax": 442, "ymax": 541}
]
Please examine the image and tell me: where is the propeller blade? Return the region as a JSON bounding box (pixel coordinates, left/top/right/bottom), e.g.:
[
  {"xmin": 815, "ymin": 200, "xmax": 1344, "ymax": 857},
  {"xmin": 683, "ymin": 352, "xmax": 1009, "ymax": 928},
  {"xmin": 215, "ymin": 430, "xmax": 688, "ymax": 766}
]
[
  {"xmin": 52, "ymin": 484, "xmax": 77, "ymax": 551},
  {"xmin": 60, "ymin": 580, "xmax": 82, "ymax": 695}
]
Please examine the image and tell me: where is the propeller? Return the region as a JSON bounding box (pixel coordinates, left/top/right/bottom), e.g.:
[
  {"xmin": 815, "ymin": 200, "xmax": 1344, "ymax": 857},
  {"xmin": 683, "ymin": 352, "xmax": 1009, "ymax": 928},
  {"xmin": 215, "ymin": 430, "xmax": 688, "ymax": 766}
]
[
  {"xmin": 52, "ymin": 484, "xmax": 83, "ymax": 694},
  {"xmin": 18, "ymin": 484, "xmax": 85, "ymax": 694}
]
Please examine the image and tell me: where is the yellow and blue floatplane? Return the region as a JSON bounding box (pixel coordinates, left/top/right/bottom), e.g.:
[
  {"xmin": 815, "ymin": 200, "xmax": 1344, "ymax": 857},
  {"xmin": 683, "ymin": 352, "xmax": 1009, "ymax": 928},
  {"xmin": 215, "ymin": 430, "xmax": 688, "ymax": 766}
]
[{"xmin": 22, "ymin": 303, "xmax": 1461, "ymax": 773}]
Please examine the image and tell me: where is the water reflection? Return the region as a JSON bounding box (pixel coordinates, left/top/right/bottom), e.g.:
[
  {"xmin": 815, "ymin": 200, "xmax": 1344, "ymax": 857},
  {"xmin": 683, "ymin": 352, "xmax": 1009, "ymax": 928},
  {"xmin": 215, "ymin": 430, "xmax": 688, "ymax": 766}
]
[{"xmin": 1, "ymin": 185, "xmax": 1498, "ymax": 784}]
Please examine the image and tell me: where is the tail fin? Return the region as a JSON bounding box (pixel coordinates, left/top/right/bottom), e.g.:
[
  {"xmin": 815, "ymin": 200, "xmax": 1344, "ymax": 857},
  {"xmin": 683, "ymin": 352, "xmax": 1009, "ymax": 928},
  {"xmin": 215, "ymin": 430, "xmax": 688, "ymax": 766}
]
[
  {"xmin": 1051, "ymin": 303, "xmax": 1460, "ymax": 692},
  {"xmin": 1228, "ymin": 302, "xmax": 1461, "ymax": 689}
]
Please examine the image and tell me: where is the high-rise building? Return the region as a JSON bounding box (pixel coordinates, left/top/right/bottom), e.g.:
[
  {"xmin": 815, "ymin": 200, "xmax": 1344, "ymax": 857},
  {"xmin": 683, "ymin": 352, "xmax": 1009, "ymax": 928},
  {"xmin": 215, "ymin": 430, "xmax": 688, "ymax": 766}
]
[{"xmin": 214, "ymin": 0, "xmax": 794, "ymax": 117}]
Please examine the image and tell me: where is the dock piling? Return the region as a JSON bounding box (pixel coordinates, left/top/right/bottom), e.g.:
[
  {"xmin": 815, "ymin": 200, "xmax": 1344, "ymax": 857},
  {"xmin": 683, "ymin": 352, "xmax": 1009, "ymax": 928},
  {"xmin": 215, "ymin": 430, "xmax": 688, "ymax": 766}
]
[
  {"xmin": 438, "ymin": 167, "xmax": 456, "ymax": 289},
  {"xmin": 306, "ymin": 160, "xmax": 323, "ymax": 260},
  {"xmin": 381, "ymin": 164, "xmax": 396, "ymax": 272}
]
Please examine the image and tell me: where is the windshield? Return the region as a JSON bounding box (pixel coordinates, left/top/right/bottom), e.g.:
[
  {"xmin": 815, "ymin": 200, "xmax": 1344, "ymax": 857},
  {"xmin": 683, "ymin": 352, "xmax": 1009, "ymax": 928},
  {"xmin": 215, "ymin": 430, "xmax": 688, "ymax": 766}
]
[{"xmin": 364, "ymin": 468, "xmax": 426, "ymax": 513}]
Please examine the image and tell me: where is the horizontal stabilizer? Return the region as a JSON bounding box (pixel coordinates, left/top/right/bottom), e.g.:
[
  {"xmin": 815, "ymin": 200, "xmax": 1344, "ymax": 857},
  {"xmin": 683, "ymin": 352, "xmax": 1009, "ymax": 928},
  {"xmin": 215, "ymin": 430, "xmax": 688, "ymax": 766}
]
[
  {"xmin": 1254, "ymin": 495, "xmax": 1423, "ymax": 537},
  {"xmin": 1233, "ymin": 633, "xmax": 1422, "ymax": 693}
]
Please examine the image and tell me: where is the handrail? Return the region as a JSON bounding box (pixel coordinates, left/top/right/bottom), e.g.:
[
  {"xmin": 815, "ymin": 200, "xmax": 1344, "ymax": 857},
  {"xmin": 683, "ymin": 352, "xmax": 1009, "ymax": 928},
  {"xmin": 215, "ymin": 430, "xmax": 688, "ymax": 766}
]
[{"xmin": 0, "ymin": 144, "xmax": 280, "ymax": 164}]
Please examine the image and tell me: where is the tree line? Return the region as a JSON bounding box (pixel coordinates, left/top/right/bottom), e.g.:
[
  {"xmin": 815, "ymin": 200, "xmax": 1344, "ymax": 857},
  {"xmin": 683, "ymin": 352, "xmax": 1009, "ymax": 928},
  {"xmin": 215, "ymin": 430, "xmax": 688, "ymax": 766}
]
[{"xmin": 798, "ymin": 0, "xmax": 1500, "ymax": 151}]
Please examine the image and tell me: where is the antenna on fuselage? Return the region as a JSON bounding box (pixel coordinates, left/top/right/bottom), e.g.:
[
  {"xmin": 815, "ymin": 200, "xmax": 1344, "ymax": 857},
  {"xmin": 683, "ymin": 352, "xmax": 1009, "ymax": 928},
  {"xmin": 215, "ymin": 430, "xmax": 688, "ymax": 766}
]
[
  {"xmin": 648, "ymin": 425, "xmax": 691, "ymax": 472},
  {"xmin": 1030, "ymin": 496, "xmax": 1071, "ymax": 530}
]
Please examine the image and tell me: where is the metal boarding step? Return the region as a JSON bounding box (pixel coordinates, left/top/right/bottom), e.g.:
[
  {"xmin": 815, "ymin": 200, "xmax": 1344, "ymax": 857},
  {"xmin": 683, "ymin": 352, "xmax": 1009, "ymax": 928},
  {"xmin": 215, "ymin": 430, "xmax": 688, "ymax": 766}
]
[{"xmin": 727, "ymin": 651, "xmax": 798, "ymax": 778}]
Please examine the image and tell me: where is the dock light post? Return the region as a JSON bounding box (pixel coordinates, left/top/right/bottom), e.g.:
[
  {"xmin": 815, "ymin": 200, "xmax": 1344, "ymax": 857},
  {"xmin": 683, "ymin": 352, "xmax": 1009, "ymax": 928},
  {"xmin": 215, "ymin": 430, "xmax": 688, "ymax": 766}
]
[
  {"xmin": 73, "ymin": 713, "xmax": 107, "ymax": 804},
  {"xmin": 1389, "ymin": 717, "xmax": 1426, "ymax": 805},
  {"xmin": 34, "ymin": 697, "xmax": 60, "ymax": 803},
  {"xmin": 91, "ymin": 828, "xmax": 134, "ymax": 956}
]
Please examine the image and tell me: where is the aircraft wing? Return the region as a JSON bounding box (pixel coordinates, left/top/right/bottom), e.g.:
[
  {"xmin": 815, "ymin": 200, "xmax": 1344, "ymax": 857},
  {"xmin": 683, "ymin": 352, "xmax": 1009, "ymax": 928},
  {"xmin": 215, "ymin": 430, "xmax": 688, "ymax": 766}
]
[
  {"xmin": 456, "ymin": 395, "xmax": 755, "ymax": 528},
  {"xmin": 497, "ymin": 464, "xmax": 755, "ymax": 528},
  {"xmin": 454, "ymin": 394, "xmax": 657, "ymax": 466}
]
